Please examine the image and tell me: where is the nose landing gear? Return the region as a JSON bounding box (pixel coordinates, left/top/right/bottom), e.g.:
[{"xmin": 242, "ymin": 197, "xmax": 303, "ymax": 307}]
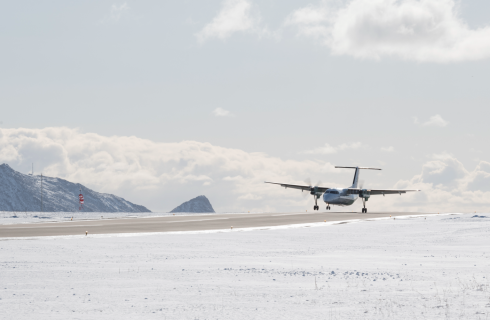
[{"xmin": 326, "ymin": 205, "xmax": 331, "ymax": 210}]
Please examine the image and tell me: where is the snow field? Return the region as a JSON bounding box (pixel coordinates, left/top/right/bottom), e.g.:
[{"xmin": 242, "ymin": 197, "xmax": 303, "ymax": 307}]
[
  {"xmin": 1, "ymin": 213, "xmax": 490, "ymax": 319},
  {"xmin": 0, "ymin": 211, "xmax": 231, "ymax": 225}
]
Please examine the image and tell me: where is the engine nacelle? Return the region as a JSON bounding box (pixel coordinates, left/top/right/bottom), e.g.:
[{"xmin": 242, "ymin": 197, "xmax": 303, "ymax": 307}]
[
  {"xmin": 310, "ymin": 186, "xmax": 318, "ymax": 195},
  {"xmin": 309, "ymin": 186, "xmax": 323, "ymax": 198},
  {"xmin": 359, "ymin": 189, "xmax": 371, "ymax": 200}
]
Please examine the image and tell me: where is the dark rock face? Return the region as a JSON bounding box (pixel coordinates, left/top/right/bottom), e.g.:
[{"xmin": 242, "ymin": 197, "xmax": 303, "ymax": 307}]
[
  {"xmin": 170, "ymin": 195, "xmax": 215, "ymax": 213},
  {"xmin": 0, "ymin": 163, "xmax": 151, "ymax": 212}
]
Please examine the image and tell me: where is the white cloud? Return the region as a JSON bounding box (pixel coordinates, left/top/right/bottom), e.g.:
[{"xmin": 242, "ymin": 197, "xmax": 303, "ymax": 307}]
[
  {"xmin": 196, "ymin": 0, "xmax": 258, "ymax": 42},
  {"xmin": 390, "ymin": 154, "xmax": 490, "ymax": 212},
  {"xmin": 302, "ymin": 142, "xmax": 362, "ymax": 155},
  {"xmin": 196, "ymin": 0, "xmax": 275, "ymax": 43},
  {"xmin": 0, "ymin": 127, "xmax": 338, "ymax": 212},
  {"xmin": 413, "ymin": 114, "xmax": 449, "ymax": 127},
  {"xmin": 2, "ymin": 128, "xmax": 489, "ymax": 213},
  {"xmin": 423, "ymin": 114, "xmax": 449, "ymax": 127},
  {"xmin": 213, "ymin": 107, "xmax": 233, "ymax": 117},
  {"xmin": 286, "ymin": 0, "xmax": 490, "ymax": 62},
  {"xmin": 284, "ymin": 3, "xmax": 331, "ymax": 39},
  {"xmin": 238, "ymin": 193, "xmax": 263, "ymax": 200},
  {"xmin": 381, "ymin": 146, "xmax": 394, "ymax": 152},
  {"xmin": 101, "ymin": 3, "xmax": 130, "ymax": 23}
]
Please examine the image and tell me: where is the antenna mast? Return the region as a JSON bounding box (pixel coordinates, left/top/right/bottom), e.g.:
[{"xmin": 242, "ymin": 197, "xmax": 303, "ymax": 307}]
[{"xmin": 40, "ymin": 173, "xmax": 43, "ymax": 212}]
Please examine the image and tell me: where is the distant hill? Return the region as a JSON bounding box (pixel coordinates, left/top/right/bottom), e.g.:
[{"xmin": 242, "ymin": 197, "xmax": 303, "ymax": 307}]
[
  {"xmin": 170, "ymin": 195, "xmax": 215, "ymax": 213},
  {"xmin": 0, "ymin": 163, "xmax": 151, "ymax": 212}
]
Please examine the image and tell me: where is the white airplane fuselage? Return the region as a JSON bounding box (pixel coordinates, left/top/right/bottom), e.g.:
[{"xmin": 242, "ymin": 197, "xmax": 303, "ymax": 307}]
[{"xmin": 322, "ymin": 188, "xmax": 358, "ymax": 206}]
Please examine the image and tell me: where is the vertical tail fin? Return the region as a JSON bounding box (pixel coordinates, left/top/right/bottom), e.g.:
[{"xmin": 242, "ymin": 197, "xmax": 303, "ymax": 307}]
[{"xmin": 351, "ymin": 167, "xmax": 360, "ymax": 188}]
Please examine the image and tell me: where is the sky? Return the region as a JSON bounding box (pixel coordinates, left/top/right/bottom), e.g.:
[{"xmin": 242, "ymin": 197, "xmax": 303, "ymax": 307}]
[{"xmin": 1, "ymin": 0, "xmax": 490, "ymax": 212}]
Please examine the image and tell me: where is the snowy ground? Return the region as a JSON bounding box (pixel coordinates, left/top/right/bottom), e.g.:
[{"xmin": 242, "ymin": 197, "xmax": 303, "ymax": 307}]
[
  {"xmin": 1, "ymin": 213, "xmax": 490, "ymax": 319},
  {"xmin": 0, "ymin": 211, "xmax": 244, "ymax": 225}
]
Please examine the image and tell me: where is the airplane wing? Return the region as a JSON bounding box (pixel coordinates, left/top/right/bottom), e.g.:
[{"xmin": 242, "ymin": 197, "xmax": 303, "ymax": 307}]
[
  {"xmin": 265, "ymin": 181, "xmax": 329, "ymax": 193},
  {"xmin": 348, "ymin": 188, "xmax": 420, "ymax": 195}
]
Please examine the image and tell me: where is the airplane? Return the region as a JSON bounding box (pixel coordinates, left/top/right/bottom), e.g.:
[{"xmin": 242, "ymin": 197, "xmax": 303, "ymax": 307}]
[{"xmin": 265, "ymin": 166, "xmax": 420, "ymax": 213}]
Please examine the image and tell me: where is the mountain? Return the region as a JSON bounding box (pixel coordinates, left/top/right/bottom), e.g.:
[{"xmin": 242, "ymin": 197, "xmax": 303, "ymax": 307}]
[
  {"xmin": 0, "ymin": 164, "xmax": 151, "ymax": 212},
  {"xmin": 170, "ymin": 195, "xmax": 215, "ymax": 213}
]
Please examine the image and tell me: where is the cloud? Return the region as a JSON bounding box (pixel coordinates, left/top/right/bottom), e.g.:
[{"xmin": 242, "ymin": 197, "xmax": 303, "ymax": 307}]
[
  {"xmin": 466, "ymin": 162, "xmax": 490, "ymax": 192},
  {"xmin": 0, "ymin": 127, "xmax": 339, "ymax": 212},
  {"xmin": 213, "ymin": 108, "xmax": 234, "ymax": 117},
  {"xmin": 413, "ymin": 114, "xmax": 449, "ymax": 127},
  {"xmin": 302, "ymin": 142, "xmax": 362, "ymax": 155},
  {"xmin": 101, "ymin": 3, "xmax": 130, "ymax": 23},
  {"xmin": 286, "ymin": 0, "xmax": 490, "ymax": 62},
  {"xmin": 389, "ymin": 153, "xmax": 490, "ymax": 212},
  {"xmin": 238, "ymin": 193, "xmax": 263, "ymax": 200},
  {"xmin": 423, "ymin": 114, "xmax": 449, "ymax": 127},
  {"xmin": 196, "ymin": 0, "xmax": 272, "ymax": 43},
  {"xmin": 2, "ymin": 128, "xmax": 489, "ymax": 213},
  {"xmin": 381, "ymin": 146, "xmax": 394, "ymax": 152},
  {"xmin": 196, "ymin": 0, "xmax": 257, "ymax": 42}
]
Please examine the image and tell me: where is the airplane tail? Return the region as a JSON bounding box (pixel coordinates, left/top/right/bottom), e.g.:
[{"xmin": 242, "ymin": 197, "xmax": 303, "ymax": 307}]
[{"xmin": 335, "ymin": 166, "xmax": 382, "ymax": 188}]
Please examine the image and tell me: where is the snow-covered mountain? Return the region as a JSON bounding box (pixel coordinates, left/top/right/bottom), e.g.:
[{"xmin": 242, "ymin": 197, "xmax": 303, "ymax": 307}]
[
  {"xmin": 170, "ymin": 195, "xmax": 215, "ymax": 213},
  {"xmin": 0, "ymin": 164, "xmax": 150, "ymax": 212}
]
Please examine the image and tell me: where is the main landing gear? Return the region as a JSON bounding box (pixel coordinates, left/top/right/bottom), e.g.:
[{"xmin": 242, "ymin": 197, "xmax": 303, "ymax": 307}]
[
  {"xmin": 313, "ymin": 195, "xmax": 320, "ymax": 211},
  {"xmin": 361, "ymin": 198, "xmax": 368, "ymax": 213}
]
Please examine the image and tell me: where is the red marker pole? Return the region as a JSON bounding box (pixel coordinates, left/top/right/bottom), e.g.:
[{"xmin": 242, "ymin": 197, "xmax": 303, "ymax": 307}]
[{"xmin": 79, "ymin": 186, "xmax": 84, "ymax": 210}]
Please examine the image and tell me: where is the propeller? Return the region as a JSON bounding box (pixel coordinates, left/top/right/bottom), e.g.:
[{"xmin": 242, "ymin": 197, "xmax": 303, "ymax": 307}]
[
  {"xmin": 359, "ymin": 179, "xmax": 365, "ymax": 189},
  {"xmin": 304, "ymin": 178, "xmax": 312, "ymax": 187},
  {"xmin": 304, "ymin": 178, "xmax": 323, "ymax": 187},
  {"xmin": 303, "ymin": 178, "xmax": 311, "ymax": 197},
  {"xmin": 302, "ymin": 178, "xmax": 324, "ymax": 197}
]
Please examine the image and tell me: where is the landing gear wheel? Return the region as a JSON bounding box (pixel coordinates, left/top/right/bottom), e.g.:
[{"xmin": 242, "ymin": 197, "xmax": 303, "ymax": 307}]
[
  {"xmin": 361, "ymin": 198, "xmax": 367, "ymax": 213},
  {"xmin": 313, "ymin": 205, "xmax": 319, "ymax": 211}
]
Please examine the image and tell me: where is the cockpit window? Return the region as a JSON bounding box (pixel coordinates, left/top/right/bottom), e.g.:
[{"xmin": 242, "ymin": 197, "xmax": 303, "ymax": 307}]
[{"xmin": 327, "ymin": 190, "xmax": 339, "ymax": 194}]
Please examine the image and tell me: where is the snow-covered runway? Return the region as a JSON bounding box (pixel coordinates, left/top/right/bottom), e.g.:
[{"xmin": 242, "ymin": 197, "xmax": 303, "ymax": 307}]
[
  {"xmin": 1, "ymin": 211, "xmax": 436, "ymax": 238},
  {"xmin": 1, "ymin": 213, "xmax": 489, "ymax": 319}
]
